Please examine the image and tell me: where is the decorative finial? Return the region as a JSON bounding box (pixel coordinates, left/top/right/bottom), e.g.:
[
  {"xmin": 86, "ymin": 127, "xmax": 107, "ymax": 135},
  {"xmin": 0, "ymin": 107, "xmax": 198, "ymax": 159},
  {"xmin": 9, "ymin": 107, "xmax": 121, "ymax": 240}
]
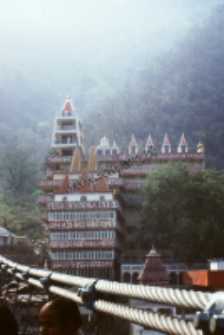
[
  {"xmin": 197, "ymin": 141, "xmax": 204, "ymax": 153},
  {"xmin": 66, "ymin": 95, "xmax": 70, "ymax": 99},
  {"xmin": 150, "ymin": 243, "xmax": 156, "ymax": 253}
]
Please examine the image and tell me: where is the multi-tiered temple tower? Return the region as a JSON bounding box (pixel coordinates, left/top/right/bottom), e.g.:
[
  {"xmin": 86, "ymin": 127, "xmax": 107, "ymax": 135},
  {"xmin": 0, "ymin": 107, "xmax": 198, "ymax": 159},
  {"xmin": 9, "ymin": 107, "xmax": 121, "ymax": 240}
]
[
  {"xmin": 51, "ymin": 95, "xmax": 84, "ymax": 155},
  {"xmin": 38, "ymin": 96, "xmax": 205, "ymax": 279}
]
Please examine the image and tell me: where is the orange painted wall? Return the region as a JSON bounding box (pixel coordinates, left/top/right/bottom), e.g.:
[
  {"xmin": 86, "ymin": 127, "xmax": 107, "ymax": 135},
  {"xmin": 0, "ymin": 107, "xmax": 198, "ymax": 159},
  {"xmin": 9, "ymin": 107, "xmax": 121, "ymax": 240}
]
[{"xmin": 183, "ymin": 270, "xmax": 224, "ymax": 287}]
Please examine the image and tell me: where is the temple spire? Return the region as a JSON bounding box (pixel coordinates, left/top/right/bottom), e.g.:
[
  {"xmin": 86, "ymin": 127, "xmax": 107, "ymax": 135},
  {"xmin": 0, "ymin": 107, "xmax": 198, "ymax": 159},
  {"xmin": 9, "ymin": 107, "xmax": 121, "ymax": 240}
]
[
  {"xmin": 161, "ymin": 134, "xmax": 171, "ymax": 153},
  {"xmin": 177, "ymin": 133, "xmax": 188, "ymax": 153},
  {"xmin": 145, "ymin": 135, "xmax": 154, "ymax": 153},
  {"xmin": 128, "ymin": 135, "xmax": 138, "ymax": 154}
]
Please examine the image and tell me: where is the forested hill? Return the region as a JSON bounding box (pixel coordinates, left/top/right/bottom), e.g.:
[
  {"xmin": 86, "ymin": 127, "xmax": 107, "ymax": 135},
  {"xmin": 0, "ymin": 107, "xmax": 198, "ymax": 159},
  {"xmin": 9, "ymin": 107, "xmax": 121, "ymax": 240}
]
[
  {"xmin": 0, "ymin": 1, "xmax": 223, "ymax": 169},
  {"xmin": 84, "ymin": 4, "xmax": 224, "ymax": 169}
]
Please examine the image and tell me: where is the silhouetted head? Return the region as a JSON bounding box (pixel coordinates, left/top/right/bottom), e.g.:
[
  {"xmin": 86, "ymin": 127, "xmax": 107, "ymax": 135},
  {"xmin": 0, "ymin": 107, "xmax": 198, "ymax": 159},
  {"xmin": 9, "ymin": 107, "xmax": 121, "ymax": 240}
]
[
  {"xmin": 0, "ymin": 303, "xmax": 18, "ymax": 335},
  {"xmin": 39, "ymin": 297, "xmax": 82, "ymax": 335}
]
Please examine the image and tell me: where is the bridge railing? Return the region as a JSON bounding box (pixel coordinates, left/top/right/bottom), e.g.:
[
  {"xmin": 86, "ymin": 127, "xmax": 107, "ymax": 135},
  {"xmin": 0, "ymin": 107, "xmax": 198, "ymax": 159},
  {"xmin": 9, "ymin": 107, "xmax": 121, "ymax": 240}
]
[{"xmin": 0, "ymin": 255, "xmax": 220, "ymax": 335}]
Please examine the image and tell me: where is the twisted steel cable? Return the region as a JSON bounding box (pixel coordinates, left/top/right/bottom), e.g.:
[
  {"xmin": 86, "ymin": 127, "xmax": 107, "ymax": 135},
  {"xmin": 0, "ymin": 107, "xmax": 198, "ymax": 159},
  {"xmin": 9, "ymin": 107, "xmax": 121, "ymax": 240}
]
[
  {"xmin": 1, "ymin": 256, "xmax": 210, "ymax": 310},
  {"xmin": 94, "ymin": 300, "xmax": 203, "ymax": 335},
  {"xmin": 95, "ymin": 281, "xmax": 211, "ymax": 310},
  {"xmin": 0, "ymin": 256, "xmax": 209, "ymax": 335}
]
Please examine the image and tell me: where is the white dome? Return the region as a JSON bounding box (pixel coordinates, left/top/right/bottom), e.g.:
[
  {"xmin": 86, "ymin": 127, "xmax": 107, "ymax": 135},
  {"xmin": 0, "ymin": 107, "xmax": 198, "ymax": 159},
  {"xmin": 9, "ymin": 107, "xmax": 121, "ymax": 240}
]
[{"xmin": 99, "ymin": 136, "xmax": 110, "ymax": 147}]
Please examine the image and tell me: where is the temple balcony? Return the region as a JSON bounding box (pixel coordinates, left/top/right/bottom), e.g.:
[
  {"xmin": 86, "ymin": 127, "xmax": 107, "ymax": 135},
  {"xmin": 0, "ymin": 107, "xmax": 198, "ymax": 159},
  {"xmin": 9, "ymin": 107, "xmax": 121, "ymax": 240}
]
[
  {"xmin": 51, "ymin": 260, "xmax": 114, "ymax": 270},
  {"xmin": 48, "ymin": 220, "xmax": 125, "ymax": 235},
  {"xmin": 40, "ymin": 212, "xmax": 48, "ymax": 222},
  {"xmin": 124, "ymin": 182, "xmax": 144, "ymax": 191},
  {"xmin": 38, "ymin": 195, "xmax": 53, "ymax": 206},
  {"xmin": 153, "ymin": 152, "xmax": 205, "ymax": 161},
  {"xmin": 46, "ymin": 170, "xmax": 53, "ymax": 179},
  {"xmin": 96, "ymin": 155, "xmax": 118, "ymax": 162},
  {"xmin": 55, "ymin": 111, "xmax": 76, "ymax": 119},
  {"xmin": 37, "ymin": 179, "xmax": 61, "ymax": 191},
  {"xmin": 55, "ymin": 125, "xmax": 77, "ymax": 132},
  {"xmin": 120, "ymin": 167, "xmax": 153, "ymax": 176},
  {"xmin": 118, "ymin": 152, "xmax": 205, "ymax": 162},
  {"xmin": 46, "ymin": 169, "xmax": 70, "ymax": 179},
  {"xmin": 47, "ymin": 200, "xmax": 125, "ymax": 220},
  {"xmin": 49, "ymin": 238, "xmax": 123, "ymax": 250},
  {"xmin": 46, "ymin": 156, "xmax": 72, "ymax": 167},
  {"xmin": 107, "ymin": 178, "xmax": 124, "ymax": 186},
  {"xmin": 52, "ymin": 139, "xmax": 78, "ymax": 146},
  {"xmin": 37, "ymin": 177, "xmax": 124, "ymax": 191}
]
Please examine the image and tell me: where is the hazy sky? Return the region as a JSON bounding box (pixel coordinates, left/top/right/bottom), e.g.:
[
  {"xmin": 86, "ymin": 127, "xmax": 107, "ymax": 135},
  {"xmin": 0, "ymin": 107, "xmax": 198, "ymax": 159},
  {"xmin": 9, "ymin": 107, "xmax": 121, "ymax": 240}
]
[
  {"xmin": 0, "ymin": 0, "xmax": 222, "ymax": 105},
  {"xmin": 1, "ymin": 0, "xmax": 219, "ymax": 69}
]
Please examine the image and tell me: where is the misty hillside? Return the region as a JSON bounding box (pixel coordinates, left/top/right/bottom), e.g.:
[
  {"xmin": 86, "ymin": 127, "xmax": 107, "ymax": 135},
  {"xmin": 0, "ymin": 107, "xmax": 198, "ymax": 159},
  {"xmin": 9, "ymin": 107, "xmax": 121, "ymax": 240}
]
[
  {"xmin": 84, "ymin": 4, "xmax": 224, "ymax": 169},
  {"xmin": 0, "ymin": 0, "xmax": 223, "ymax": 168}
]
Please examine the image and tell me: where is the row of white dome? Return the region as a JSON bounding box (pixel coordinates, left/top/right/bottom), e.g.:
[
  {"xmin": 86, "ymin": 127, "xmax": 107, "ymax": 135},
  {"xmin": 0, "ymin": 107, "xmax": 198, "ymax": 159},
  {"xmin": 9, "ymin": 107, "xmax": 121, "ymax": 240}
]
[{"xmin": 95, "ymin": 134, "xmax": 203, "ymax": 155}]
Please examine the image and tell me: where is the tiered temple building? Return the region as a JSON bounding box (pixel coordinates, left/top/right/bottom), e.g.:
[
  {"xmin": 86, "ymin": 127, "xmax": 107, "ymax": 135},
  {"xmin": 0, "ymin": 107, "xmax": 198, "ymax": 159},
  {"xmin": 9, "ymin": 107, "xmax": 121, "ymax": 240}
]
[{"xmin": 37, "ymin": 96, "xmax": 205, "ymax": 280}]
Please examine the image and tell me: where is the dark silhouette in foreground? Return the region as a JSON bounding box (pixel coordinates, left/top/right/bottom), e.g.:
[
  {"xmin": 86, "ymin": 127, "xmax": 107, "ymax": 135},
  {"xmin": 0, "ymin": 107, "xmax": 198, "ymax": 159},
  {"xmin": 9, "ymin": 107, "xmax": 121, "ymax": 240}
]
[
  {"xmin": 0, "ymin": 302, "xmax": 18, "ymax": 335},
  {"xmin": 39, "ymin": 297, "xmax": 82, "ymax": 335}
]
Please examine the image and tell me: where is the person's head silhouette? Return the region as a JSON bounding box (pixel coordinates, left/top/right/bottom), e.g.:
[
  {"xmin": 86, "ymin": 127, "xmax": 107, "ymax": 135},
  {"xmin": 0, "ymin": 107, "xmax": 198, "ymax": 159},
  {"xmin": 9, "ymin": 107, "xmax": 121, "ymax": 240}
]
[
  {"xmin": 39, "ymin": 297, "xmax": 82, "ymax": 335},
  {"xmin": 0, "ymin": 303, "xmax": 18, "ymax": 335}
]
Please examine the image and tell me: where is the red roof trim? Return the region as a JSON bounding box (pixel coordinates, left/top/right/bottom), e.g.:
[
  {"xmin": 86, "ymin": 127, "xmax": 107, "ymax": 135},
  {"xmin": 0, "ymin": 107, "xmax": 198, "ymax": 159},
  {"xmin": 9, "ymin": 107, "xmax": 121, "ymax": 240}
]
[
  {"xmin": 63, "ymin": 102, "xmax": 72, "ymax": 111},
  {"xmin": 180, "ymin": 138, "xmax": 187, "ymax": 145}
]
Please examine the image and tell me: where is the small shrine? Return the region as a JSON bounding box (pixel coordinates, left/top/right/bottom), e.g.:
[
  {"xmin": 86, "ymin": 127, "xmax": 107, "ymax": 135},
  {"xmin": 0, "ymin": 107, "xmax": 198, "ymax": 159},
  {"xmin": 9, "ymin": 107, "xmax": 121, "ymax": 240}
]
[{"xmin": 138, "ymin": 247, "xmax": 169, "ymax": 287}]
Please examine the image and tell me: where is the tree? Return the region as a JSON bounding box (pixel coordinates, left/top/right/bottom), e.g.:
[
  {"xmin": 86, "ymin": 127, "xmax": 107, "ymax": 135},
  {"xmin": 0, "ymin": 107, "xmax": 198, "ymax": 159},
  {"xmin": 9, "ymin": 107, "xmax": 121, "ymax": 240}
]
[
  {"xmin": 140, "ymin": 162, "xmax": 224, "ymax": 263},
  {"xmin": 0, "ymin": 145, "xmax": 38, "ymax": 195},
  {"xmin": 0, "ymin": 193, "xmax": 44, "ymax": 239},
  {"xmin": 0, "ymin": 146, "xmax": 44, "ymax": 239}
]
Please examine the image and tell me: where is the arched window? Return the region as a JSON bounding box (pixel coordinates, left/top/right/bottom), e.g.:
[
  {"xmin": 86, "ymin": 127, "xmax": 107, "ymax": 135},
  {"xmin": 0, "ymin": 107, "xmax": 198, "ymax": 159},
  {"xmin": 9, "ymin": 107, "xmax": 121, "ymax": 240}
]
[
  {"xmin": 80, "ymin": 196, "xmax": 87, "ymax": 202},
  {"xmin": 123, "ymin": 272, "xmax": 131, "ymax": 283},
  {"xmin": 179, "ymin": 272, "xmax": 184, "ymax": 285},
  {"xmin": 169, "ymin": 272, "xmax": 177, "ymax": 285},
  {"xmin": 97, "ymin": 150, "xmax": 102, "ymax": 156},
  {"xmin": 99, "ymin": 196, "xmax": 105, "ymax": 201},
  {"xmin": 132, "ymin": 272, "xmax": 139, "ymax": 285}
]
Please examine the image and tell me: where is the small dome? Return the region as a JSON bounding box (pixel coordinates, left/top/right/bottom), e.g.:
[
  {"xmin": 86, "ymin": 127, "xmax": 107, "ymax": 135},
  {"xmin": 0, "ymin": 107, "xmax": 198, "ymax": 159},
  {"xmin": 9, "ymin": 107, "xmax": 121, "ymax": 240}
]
[
  {"xmin": 99, "ymin": 135, "xmax": 110, "ymax": 147},
  {"xmin": 138, "ymin": 247, "xmax": 169, "ymax": 286},
  {"xmin": 197, "ymin": 142, "xmax": 205, "ymax": 153}
]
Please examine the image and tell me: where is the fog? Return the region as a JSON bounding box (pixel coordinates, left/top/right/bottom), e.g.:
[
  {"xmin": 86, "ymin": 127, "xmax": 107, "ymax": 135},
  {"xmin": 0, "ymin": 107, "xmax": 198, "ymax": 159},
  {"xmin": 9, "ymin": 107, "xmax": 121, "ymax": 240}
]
[
  {"xmin": 0, "ymin": 0, "xmax": 220, "ymax": 102},
  {"xmin": 0, "ymin": 0, "xmax": 223, "ymax": 161}
]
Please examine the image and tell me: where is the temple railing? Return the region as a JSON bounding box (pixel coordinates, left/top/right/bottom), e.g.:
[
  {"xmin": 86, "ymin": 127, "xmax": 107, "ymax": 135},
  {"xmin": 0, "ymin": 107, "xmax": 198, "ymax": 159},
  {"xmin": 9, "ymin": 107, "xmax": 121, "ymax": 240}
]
[
  {"xmin": 38, "ymin": 195, "xmax": 53, "ymax": 205},
  {"xmin": 0, "ymin": 255, "xmax": 220, "ymax": 335}
]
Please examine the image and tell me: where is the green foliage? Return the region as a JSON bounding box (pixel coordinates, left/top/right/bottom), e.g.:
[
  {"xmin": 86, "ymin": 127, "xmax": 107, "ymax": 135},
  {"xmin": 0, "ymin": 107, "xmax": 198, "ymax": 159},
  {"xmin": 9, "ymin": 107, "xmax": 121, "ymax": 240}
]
[
  {"xmin": 0, "ymin": 193, "xmax": 44, "ymax": 239},
  {"xmin": 140, "ymin": 162, "xmax": 224, "ymax": 262},
  {"xmin": 0, "ymin": 146, "xmax": 44, "ymax": 239},
  {"xmin": 0, "ymin": 145, "xmax": 38, "ymax": 195}
]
